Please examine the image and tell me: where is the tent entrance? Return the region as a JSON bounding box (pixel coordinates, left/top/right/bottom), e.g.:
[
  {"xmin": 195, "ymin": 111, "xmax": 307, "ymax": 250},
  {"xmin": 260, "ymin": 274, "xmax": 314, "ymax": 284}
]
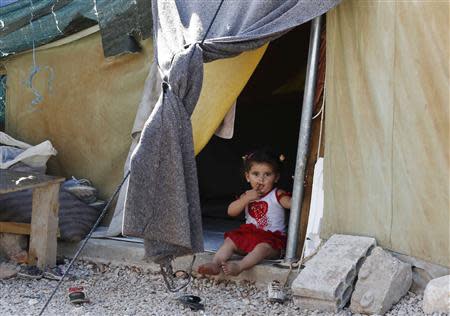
[{"xmin": 197, "ymin": 23, "xmax": 311, "ymax": 252}]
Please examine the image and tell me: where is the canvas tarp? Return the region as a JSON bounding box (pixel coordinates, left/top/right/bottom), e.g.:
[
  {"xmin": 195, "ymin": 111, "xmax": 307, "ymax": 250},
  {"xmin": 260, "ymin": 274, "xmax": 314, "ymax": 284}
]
[
  {"xmin": 322, "ymin": 0, "xmax": 449, "ymax": 267},
  {"xmin": 123, "ymin": 0, "xmax": 341, "ymax": 261}
]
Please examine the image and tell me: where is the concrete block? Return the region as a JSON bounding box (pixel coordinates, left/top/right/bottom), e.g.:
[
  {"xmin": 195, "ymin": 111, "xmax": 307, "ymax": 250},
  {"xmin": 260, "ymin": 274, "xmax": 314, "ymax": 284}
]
[
  {"xmin": 423, "ymin": 275, "xmax": 450, "ymax": 315},
  {"xmin": 350, "ymin": 247, "xmax": 412, "ymax": 315},
  {"xmin": 292, "ymin": 234, "xmax": 376, "ymax": 311}
]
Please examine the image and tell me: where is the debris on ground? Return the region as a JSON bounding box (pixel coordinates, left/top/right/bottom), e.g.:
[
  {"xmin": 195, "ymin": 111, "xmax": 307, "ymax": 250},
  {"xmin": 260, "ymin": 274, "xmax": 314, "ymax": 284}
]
[
  {"xmin": 0, "ymin": 262, "xmax": 18, "ymax": 279},
  {"xmin": 0, "ymin": 259, "xmax": 427, "ymax": 315}
]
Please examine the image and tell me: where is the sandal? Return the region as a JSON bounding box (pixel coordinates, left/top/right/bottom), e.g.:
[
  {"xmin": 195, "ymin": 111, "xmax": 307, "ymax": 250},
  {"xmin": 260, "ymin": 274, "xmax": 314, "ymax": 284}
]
[
  {"xmin": 175, "ymin": 295, "xmax": 204, "ymax": 311},
  {"xmin": 267, "ymin": 280, "xmax": 286, "ymax": 303}
]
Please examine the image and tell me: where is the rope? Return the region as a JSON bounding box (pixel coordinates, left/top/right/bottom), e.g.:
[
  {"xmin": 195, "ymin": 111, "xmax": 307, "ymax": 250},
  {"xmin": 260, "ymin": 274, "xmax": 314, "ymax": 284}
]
[
  {"xmin": 38, "ymin": 171, "xmax": 131, "ymax": 316},
  {"xmin": 200, "ymin": 0, "xmax": 225, "ymax": 46},
  {"xmin": 316, "ymin": 79, "xmax": 326, "ymax": 160}
]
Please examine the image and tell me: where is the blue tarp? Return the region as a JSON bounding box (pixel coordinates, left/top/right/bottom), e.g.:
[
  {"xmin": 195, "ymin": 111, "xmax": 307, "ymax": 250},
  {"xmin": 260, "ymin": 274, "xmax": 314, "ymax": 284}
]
[{"xmin": 0, "ymin": 0, "xmax": 19, "ymax": 8}]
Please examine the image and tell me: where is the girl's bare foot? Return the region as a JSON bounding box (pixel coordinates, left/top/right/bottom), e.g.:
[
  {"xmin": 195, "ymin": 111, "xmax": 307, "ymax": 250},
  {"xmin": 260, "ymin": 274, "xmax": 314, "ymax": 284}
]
[
  {"xmin": 197, "ymin": 262, "xmax": 221, "ymax": 275},
  {"xmin": 221, "ymin": 261, "xmax": 242, "ymax": 276}
]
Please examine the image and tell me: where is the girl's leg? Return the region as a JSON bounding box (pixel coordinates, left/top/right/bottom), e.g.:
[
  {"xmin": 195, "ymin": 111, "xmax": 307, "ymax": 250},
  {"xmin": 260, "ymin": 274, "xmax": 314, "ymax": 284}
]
[
  {"xmin": 222, "ymin": 243, "xmax": 279, "ymax": 276},
  {"xmin": 198, "ymin": 238, "xmax": 237, "ymax": 275}
]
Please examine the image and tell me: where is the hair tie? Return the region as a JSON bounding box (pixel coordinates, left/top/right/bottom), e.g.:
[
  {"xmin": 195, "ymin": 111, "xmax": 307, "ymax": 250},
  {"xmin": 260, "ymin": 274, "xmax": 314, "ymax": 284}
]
[{"xmin": 242, "ymin": 152, "xmax": 254, "ymax": 161}]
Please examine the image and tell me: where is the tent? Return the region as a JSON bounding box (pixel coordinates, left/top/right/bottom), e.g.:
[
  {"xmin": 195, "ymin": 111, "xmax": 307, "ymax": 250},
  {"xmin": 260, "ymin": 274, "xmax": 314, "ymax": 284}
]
[
  {"xmin": 322, "ymin": 0, "xmax": 449, "ymax": 268},
  {"xmin": 1, "ymin": 0, "xmax": 448, "ymax": 270}
]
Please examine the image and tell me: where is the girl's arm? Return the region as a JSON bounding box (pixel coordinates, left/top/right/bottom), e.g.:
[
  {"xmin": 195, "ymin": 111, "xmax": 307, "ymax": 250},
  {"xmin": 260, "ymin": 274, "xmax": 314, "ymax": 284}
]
[
  {"xmin": 276, "ymin": 189, "xmax": 292, "ymax": 209},
  {"xmin": 228, "ymin": 189, "xmax": 260, "ymax": 217}
]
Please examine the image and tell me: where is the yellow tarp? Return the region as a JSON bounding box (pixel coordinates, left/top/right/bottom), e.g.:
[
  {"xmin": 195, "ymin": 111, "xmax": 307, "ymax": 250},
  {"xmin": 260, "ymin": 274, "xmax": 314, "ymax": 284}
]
[
  {"xmin": 323, "ymin": 0, "xmax": 449, "ymax": 266},
  {"xmin": 192, "ymin": 45, "xmax": 267, "ymax": 153}
]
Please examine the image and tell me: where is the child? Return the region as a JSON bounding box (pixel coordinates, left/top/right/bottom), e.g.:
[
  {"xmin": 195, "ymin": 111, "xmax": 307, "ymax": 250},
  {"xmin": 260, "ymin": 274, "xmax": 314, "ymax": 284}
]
[{"xmin": 198, "ymin": 148, "xmax": 292, "ymax": 276}]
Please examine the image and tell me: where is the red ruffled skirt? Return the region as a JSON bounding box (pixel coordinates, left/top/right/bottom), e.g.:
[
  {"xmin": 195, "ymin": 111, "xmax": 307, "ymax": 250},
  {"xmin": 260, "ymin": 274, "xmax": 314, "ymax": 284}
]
[{"xmin": 224, "ymin": 223, "xmax": 287, "ymax": 254}]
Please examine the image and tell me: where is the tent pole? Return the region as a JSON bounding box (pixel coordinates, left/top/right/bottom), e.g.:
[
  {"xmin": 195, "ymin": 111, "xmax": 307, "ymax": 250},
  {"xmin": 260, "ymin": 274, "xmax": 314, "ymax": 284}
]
[{"xmin": 285, "ymin": 15, "xmax": 323, "ymax": 262}]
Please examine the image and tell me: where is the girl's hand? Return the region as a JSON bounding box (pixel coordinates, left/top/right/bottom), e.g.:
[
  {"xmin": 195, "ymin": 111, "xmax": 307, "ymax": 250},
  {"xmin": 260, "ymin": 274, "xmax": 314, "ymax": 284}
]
[{"xmin": 243, "ymin": 189, "xmax": 261, "ymax": 202}]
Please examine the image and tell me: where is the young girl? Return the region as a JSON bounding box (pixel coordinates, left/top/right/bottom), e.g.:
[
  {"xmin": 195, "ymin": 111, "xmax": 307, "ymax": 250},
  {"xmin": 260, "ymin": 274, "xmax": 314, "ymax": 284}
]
[{"xmin": 198, "ymin": 149, "xmax": 292, "ymax": 276}]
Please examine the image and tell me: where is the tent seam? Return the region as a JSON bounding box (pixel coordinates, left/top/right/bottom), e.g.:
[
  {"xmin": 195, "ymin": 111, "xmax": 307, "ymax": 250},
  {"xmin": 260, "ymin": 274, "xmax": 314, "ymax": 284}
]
[{"xmin": 388, "ymin": 2, "xmax": 398, "ymax": 249}]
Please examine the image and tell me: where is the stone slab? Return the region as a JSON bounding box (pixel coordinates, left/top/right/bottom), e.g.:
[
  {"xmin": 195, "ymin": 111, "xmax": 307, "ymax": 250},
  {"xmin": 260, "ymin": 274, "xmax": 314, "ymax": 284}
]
[
  {"xmin": 423, "ymin": 275, "xmax": 450, "ymax": 315},
  {"xmin": 292, "ymin": 234, "xmax": 376, "ymax": 305},
  {"xmin": 350, "ymin": 247, "xmax": 412, "ymax": 315},
  {"xmin": 293, "ymin": 296, "xmax": 339, "ymax": 313}
]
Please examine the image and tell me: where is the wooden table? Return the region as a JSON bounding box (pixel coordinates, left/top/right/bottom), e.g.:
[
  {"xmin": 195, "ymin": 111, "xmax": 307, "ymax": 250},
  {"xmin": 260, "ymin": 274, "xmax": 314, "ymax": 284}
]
[{"xmin": 0, "ymin": 170, "xmax": 64, "ymax": 268}]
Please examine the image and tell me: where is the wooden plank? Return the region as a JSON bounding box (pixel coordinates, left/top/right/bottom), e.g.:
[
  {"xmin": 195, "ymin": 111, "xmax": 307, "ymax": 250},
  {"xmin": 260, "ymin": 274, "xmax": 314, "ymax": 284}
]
[
  {"xmin": 0, "ymin": 222, "xmax": 31, "ymax": 235},
  {"xmin": 0, "ymin": 170, "xmax": 64, "ymax": 194},
  {"xmin": 28, "ymin": 183, "xmax": 61, "ymax": 269},
  {"xmin": 0, "ymin": 221, "xmax": 60, "ymax": 237}
]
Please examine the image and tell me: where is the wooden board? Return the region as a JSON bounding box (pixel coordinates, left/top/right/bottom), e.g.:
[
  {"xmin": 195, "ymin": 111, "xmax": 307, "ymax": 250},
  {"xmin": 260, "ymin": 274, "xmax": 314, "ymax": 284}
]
[
  {"xmin": 0, "ymin": 222, "xmax": 31, "ymax": 235},
  {"xmin": 28, "ymin": 183, "xmax": 61, "ymax": 268}
]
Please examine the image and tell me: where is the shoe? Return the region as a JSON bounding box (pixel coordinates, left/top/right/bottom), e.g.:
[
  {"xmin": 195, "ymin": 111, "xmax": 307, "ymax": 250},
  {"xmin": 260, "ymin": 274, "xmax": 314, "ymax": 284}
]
[
  {"xmin": 267, "ymin": 280, "xmax": 286, "ymax": 303},
  {"xmin": 17, "ymin": 266, "xmax": 43, "ymax": 280},
  {"xmin": 176, "ymin": 295, "xmax": 204, "ymax": 311},
  {"xmin": 68, "ymin": 286, "xmax": 89, "ymax": 304},
  {"xmin": 63, "ymin": 177, "xmax": 97, "ymax": 204}
]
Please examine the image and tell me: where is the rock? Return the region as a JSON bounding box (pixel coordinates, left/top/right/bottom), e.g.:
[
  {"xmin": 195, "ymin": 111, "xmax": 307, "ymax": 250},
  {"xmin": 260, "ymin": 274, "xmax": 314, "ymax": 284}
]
[
  {"xmin": 350, "ymin": 247, "xmax": 412, "ymax": 315},
  {"xmin": 292, "ymin": 234, "xmax": 376, "ymax": 311},
  {"xmin": 423, "ymin": 275, "xmax": 450, "ymax": 314},
  {"xmin": 28, "ymin": 299, "xmax": 39, "ymax": 305},
  {"xmin": 0, "ymin": 263, "xmax": 18, "ymax": 279}
]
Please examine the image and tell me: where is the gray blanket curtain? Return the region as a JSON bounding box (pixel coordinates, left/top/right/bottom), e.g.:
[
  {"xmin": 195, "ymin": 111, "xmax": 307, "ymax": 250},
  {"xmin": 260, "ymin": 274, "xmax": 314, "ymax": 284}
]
[{"xmin": 123, "ymin": 0, "xmax": 341, "ymax": 262}]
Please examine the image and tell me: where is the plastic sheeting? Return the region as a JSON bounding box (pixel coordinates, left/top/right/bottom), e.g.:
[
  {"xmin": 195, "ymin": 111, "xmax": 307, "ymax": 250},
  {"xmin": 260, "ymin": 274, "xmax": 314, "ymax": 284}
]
[
  {"xmin": 322, "ymin": 0, "xmax": 449, "ymax": 267},
  {"xmin": 0, "ymin": 0, "xmax": 151, "ymax": 58}
]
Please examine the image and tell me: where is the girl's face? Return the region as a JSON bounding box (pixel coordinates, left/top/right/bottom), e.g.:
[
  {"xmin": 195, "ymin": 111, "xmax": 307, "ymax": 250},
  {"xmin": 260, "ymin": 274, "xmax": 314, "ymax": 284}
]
[{"xmin": 245, "ymin": 162, "xmax": 279, "ymax": 195}]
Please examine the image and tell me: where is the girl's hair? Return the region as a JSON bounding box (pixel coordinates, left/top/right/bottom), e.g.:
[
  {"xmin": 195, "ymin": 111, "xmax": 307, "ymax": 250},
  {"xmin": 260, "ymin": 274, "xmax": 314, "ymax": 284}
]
[{"xmin": 242, "ymin": 148, "xmax": 285, "ymax": 174}]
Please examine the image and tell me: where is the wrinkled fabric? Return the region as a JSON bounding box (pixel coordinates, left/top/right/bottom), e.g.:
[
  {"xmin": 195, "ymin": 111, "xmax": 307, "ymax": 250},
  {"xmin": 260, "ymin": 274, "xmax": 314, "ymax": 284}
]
[{"xmin": 124, "ymin": 0, "xmax": 341, "ymax": 262}]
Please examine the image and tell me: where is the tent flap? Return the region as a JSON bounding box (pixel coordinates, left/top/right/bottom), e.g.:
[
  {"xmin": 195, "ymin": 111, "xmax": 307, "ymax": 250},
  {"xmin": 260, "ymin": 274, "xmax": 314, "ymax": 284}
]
[{"xmin": 123, "ymin": 0, "xmax": 341, "ymax": 261}]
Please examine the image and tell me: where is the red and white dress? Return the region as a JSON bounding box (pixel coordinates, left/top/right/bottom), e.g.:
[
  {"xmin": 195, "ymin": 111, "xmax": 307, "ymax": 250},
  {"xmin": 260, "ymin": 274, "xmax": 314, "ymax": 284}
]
[{"xmin": 224, "ymin": 188, "xmax": 289, "ymax": 254}]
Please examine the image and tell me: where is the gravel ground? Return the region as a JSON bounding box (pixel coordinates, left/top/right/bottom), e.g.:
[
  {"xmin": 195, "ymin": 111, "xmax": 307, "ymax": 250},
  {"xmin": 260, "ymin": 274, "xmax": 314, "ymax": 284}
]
[{"xmin": 0, "ymin": 260, "xmax": 426, "ymax": 316}]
